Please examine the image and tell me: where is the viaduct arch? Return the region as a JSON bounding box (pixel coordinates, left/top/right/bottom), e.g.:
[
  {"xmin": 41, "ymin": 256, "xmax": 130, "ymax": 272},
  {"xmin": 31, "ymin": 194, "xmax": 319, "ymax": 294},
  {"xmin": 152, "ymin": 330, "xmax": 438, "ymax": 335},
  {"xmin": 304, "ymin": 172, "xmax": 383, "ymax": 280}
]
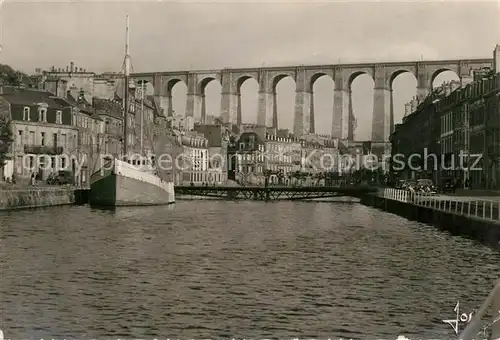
[{"xmin": 132, "ymin": 58, "xmax": 492, "ymax": 142}]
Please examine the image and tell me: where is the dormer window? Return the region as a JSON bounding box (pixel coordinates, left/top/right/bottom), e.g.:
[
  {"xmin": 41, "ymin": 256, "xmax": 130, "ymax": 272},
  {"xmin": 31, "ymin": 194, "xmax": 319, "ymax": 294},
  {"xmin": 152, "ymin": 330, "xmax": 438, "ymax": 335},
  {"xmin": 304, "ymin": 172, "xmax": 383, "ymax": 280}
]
[
  {"xmin": 56, "ymin": 110, "xmax": 62, "ymax": 124},
  {"xmin": 38, "ymin": 108, "xmax": 47, "ymax": 122},
  {"xmin": 23, "ymin": 107, "xmax": 30, "ymax": 121}
]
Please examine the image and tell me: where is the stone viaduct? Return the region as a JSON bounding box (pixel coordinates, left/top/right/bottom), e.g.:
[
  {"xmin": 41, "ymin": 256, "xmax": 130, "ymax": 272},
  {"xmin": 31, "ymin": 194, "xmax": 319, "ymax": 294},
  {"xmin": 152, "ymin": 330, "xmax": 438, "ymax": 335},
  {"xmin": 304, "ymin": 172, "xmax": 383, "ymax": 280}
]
[{"xmin": 131, "ymin": 58, "xmax": 492, "ymax": 142}]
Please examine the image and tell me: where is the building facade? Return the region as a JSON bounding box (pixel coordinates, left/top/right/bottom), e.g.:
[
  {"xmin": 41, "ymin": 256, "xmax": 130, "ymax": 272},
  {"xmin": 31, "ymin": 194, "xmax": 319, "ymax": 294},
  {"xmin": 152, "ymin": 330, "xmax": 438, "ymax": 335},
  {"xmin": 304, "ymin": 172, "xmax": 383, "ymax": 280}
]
[
  {"xmin": 265, "ymin": 133, "xmax": 302, "ymax": 182},
  {"xmin": 193, "ymin": 123, "xmax": 230, "ymax": 185},
  {"xmin": 171, "ymin": 131, "xmax": 212, "ymax": 185},
  {"xmin": 390, "ymin": 85, "xmax": 448, "ymax": 184},
  {"xmin": 64, "ymin": 92, "xmax": 104, "ymax": 186},
  {"xmin": 390, "ymin": 66, "xmax": 500, "ymax": 190},
  {"xmin": 92, "ymin": 97, "xmax": 124, "ymax": 158},
  {"xmin": 435, "ymin": 72, "xmax": 500, "ymax": 189},
  {"xmin": 230, "ymin": 132, "xmax": 266, "ymax": 185}
]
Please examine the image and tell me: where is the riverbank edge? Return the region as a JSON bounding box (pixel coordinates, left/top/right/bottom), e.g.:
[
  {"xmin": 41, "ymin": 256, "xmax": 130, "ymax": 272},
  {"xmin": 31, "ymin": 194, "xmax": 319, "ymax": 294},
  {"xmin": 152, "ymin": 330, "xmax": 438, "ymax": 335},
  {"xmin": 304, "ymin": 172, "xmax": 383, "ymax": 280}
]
[
  {"xmin": 359, "ymin": 193, "xmax": 500, "ymax": 247},
  {"xmin": 0, "ymin": 187, "xmax": 81, "ymax": 211}
]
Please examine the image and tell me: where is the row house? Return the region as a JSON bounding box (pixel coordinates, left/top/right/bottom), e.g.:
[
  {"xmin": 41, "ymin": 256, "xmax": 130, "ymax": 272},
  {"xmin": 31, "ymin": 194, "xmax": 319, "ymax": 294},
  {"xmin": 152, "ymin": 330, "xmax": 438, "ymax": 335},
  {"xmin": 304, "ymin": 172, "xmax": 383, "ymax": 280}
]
[
  {"xmin": 0, "ymin": 86, "xmax": 78, "ymax": 182},
  {"xmin": 40, "ymin": 74, "xmax": 106, "ymax": 186},
  {"xmin": 39, "ymin": 62, "xmax": 95, "ymax": 102},
  {"xmin": 193, "ymin": 123, "xmax": 230, "ymax": 184},
  {"xmin": 230, "ymin": 132, "xmax": 266, "ymax": 185},
  {"xmin": 300, "ymin": 134, "xmax": 339, "ymax": 174},
  {"xmin": 92, "ymin": 97, "xmax": 124, "ymax": 158},
  {"xmin": 168, "ymin": 114, "xmax": 195, "ymax": 132},
  {"xmin": 167, "ymin": 131, "xmax": 213, "ymax": 185},
  {"xmin": 226, "ymin": 130, "xmax": 342, "ymax": 185},
  {"xmin": 114, "ymin": 82, "xmax": 161, "ymax": 164},
  {"xmin": 435, "ymin": 71, "xmax": 500, "ymax": 189},
  {"xmin": 390, "ymin": 59, "xmax": 500, "ymax": 190},
  {"xmin": 226, "ymin": 131, "xmax": 265, "ymax": 185},
  {"xmin": 57, "ymin": 91, "xmax": 105, "ymax": 186},
  {"xmin": 150, "ymin": 96, "xmax": 168, "ymax": 133},
  {"xmin": 390, "ymin": 84, "xmax": 448, "ymax": 183},
  {"xmin": 265, "ymin": 133, "xmax": 302, "ymax": 175}
]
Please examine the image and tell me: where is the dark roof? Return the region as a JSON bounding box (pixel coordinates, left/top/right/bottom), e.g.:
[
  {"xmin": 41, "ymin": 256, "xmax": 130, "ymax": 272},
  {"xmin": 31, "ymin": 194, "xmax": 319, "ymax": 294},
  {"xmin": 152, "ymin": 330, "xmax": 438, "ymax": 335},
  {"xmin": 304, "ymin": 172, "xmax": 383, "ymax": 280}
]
[
  {"xmin": 69, "ymin": 91, "xmax": 91, "ymax": 107},
  {"xmin": 238, "ymin": 131, "xmax": 265, "ymax": 145},
  {"xmin": 193, "ymin": 125, "xmax": 226, "ymax": 147},
  {"xmin": 52, "ymin": 96, "xmax": 96, "ymax": 118},
  {"xmin": 52, "ymin": 97, "xmax": 72, "ymax": 107},
  {"xmin": 1, "ymin": 88, "xmax": 66, "ymax": 108}
]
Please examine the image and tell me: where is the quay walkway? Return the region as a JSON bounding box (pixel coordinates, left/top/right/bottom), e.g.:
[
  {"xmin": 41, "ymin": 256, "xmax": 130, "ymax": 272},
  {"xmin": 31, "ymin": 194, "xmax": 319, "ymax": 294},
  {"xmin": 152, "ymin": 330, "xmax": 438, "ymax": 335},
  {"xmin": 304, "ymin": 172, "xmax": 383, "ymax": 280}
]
[{"xmin": 381, "ymin": 188, "xmax": 500, "ymax": 224}]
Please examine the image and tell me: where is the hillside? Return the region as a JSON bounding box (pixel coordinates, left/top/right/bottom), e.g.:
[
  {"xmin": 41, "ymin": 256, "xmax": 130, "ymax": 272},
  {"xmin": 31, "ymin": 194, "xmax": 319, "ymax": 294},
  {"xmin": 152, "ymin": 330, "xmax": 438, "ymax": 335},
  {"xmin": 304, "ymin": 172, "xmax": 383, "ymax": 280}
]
[{"xmin": 0, "ymin": 64, "xmax": 30, "ymax": 86}]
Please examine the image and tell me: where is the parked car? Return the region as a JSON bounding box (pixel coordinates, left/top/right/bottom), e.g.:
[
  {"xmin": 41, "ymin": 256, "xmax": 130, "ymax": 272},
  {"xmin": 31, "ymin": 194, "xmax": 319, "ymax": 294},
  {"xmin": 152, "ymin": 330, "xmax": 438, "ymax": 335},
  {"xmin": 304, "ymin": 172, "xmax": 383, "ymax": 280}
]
[
  {"xmin": 395, "ymin": 180, "xmax": 406, "ymax": 189},
  {"xmin": 399, "ymin": 180, "xmax": 417, "ymax": 192},
  {"xmin": 416, "ymin": 179, "xmax": 437, "ymax": 194},
  {"xmin": 441, "ymin": 179, "xmax": 455, "ymax": 193},
  {"xmin": 47, "ymin": 170, "xmax": 73, "ymax": 185}
]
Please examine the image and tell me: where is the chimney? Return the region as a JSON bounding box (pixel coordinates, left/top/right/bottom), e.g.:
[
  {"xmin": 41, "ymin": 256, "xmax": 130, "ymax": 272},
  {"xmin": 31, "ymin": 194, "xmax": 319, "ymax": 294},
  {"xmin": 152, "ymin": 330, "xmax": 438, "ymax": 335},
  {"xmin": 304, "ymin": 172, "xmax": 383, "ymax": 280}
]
[
  {"xmin": 66, "ymin": 65, "xmax": 69, "ymax": 72},
  {"xmin": 494, "ymin": 45, "xmax": 500, "ymax": 73},
  {"xmin": 70, "ymin": 62, "xmax": 74, "ymax": 73}
]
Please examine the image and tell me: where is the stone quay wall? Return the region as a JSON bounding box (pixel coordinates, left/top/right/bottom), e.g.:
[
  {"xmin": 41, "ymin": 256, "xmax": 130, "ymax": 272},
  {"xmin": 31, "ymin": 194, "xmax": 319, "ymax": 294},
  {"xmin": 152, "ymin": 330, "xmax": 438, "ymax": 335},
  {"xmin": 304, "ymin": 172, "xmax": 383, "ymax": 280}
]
[
  {"xmin": 360, "ymin": 188, "xmax": 500, "ymax": 248},
  {"xmin": 0, "ymin": 187, "xmax": 76, "ymax": 211}
]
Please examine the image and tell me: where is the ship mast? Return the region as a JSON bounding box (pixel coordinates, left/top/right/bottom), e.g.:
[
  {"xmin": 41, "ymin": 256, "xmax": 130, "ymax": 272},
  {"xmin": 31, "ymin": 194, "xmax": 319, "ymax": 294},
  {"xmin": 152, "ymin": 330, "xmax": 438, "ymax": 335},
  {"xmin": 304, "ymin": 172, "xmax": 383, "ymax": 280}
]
[{"xmin": 122, "ymin": 15, "xmax": 131, "ymax": 158}]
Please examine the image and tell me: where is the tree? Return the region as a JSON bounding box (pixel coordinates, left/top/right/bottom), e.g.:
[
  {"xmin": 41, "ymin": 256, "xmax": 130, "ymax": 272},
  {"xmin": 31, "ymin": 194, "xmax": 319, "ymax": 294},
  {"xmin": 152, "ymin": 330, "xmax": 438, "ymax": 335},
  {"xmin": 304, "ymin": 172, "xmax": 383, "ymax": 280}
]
[
  {"xmin": 0, "ymin": 117, "xmax": 13, "ymax": 168},
  {"xmin": 0, "ymin": 64, "xmax": 29, "ymax": 86}
]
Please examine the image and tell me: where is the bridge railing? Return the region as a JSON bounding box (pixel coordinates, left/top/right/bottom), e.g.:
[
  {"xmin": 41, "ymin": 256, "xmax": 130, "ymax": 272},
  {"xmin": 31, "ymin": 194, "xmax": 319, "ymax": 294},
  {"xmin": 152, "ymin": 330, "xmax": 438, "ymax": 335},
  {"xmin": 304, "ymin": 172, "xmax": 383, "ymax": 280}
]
[
  {"xmin": 458, "ymin": 279, "xmax": 500, "ymax": 340},
  {"xmin": 381, "ymin": 188, "xmax": 500, "ymax": 222},
  {"xmin": 180, "ymin": 180, "xmax": 375, "ymax": 188}
]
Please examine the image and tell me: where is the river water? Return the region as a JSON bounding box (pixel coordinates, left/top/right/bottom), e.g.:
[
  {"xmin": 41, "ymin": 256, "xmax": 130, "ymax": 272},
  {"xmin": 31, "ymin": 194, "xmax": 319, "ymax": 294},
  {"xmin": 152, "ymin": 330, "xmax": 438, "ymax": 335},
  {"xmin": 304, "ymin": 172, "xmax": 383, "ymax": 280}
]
[{"xmin": 0, "ymin": 201, "xmax": 499, "ymax": 340}]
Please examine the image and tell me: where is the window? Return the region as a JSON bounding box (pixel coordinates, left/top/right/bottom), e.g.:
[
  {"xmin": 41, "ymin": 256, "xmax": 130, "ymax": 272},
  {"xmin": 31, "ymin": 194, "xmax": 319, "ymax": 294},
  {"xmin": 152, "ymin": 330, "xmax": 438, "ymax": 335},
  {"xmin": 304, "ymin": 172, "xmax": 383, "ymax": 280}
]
[
  {"xmin": 41, "ymin": 132, "xmax": 45, "ymax": 146},
  {"xmin": 51, "ymin": 157, "xmax": 56, "ymax": 169},
  {"xmin": 53, "ymin": 133, "xmax": 58, "ymax": 147},
  {"xmin": 61, "ymin": 134, "xmax": 67, "ymax": 148},
  {"xmin": 61, "ymin": 157, "xmax": 66, "ymax": 168},
  {"xmin": 17, "ymin": 130, "xmax": 23, "ymax": 144},
  {"xmin": 23, "ymin": 107, "xmax": 30, "ymax": 121},
  {"xmin": 38, "ymin": 108, "xmax": 47, "ymax": 122},
  {"xmin": 16, "ymin": 156, "xmax": 23, "ymax": 174},
  {"xmin": 29, "ymin": 131, "xmax": 35, "ymax": 145},
  {"xmin": 56, "ymin": 110, "xmax": 62, "ymax": 124}
]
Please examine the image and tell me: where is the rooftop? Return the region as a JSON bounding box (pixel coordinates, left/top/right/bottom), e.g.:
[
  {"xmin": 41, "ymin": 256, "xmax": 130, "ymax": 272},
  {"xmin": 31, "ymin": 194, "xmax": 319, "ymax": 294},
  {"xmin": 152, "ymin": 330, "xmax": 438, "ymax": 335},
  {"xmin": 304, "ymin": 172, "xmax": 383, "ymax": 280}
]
[{"xmin": 0, "ymin": 87, "xmax": 66, "ymax": 108}]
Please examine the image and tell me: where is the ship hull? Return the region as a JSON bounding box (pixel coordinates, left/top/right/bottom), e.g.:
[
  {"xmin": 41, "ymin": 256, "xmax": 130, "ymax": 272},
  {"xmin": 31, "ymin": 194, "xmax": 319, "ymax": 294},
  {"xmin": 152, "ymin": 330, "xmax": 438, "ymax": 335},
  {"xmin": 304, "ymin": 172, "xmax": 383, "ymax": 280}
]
[{"xmin": 90, "ymin": 159, "xmax": 175, "ymax": 207}]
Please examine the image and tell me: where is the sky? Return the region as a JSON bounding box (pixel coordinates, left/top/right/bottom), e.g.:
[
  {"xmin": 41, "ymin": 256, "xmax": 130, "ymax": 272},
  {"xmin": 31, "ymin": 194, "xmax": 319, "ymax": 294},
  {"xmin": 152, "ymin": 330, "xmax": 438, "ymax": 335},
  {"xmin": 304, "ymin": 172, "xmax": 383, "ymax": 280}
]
[{"xmin": 1, "ymin": 0, "xmax": 500, "ymax": 139}]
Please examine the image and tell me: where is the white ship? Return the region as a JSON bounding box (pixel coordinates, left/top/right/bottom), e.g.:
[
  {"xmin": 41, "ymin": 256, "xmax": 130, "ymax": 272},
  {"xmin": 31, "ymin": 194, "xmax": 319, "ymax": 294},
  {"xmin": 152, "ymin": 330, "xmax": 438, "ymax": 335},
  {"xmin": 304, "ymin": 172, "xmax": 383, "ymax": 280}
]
[{"xmin": 89, "ymin": 15, "xmax": 175, "ymax": 207}]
